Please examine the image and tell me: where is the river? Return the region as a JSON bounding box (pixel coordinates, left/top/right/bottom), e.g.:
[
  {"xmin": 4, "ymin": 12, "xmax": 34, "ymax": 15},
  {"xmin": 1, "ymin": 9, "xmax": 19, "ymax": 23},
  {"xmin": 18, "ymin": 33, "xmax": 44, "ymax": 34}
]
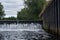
[{"xmin": 0, "ymin": 23, "xmax": 55, "ymax": 40}]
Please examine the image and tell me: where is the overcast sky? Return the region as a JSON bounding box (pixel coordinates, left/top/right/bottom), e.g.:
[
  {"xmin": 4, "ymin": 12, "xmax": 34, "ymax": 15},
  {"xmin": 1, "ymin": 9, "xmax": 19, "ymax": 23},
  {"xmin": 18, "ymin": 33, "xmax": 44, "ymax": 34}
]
[
  {"xmin": 0, "ymin": 0, "xmax": 49, "ymax": 17},
  {"xmin": 0, "ymin": 0, "xmax": 24, "ymax": 17}
]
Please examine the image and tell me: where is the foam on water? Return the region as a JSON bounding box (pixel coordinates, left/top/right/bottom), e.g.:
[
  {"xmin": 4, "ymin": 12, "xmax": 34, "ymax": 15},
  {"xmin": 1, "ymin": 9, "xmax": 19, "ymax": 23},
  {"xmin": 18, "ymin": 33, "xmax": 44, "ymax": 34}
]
[
  {"xmin": 0, "ymin": 29, "xmax": 40, "ymax": 31},
  {"xmin": 0, "ymin": 23, "xmax": 42, "ymax": 31},
  {"xmin": 0, "ymin": 23, "xmax": 53, "ymax": 40}
]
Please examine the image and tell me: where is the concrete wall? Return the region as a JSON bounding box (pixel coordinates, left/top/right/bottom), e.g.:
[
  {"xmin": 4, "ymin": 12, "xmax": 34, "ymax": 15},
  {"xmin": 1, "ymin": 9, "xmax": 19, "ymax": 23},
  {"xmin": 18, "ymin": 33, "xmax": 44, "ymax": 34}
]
[{"xmin": 42, "ymin": 0, "xmax": 59, "ymax": 35}]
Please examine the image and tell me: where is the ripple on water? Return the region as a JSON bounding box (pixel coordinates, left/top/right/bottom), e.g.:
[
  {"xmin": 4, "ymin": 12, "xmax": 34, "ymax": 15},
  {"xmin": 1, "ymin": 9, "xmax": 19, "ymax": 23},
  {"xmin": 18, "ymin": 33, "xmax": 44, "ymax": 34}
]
[
  {"xmin": 0, "ymin": 31, "xmax": 54, "ymax": 40},
  {"xmin": 0, "ymin": 23, "xmax": 55, "ymax": 40}
]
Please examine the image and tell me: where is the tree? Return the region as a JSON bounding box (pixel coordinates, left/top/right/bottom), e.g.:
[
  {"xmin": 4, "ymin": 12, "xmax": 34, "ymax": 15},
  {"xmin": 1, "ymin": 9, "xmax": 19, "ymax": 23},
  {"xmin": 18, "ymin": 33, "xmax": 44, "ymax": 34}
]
[
  {"xmin": 17, "ymin": 8, "xmax": 32, "ymax": 20},
  {"xmin": 2, "ymin": 16, "xmax": 17, "ymax": 20},
  {"xmin": 17, "ymin": 0, "xmax": 46, "ymax": 20},
  {"xmin": 24, "ymin": 0, "xmax": 46, "ymax": 14},
  {"xmin": 0, "ymin": 3, "xmax": 5, "ymax": 20}
]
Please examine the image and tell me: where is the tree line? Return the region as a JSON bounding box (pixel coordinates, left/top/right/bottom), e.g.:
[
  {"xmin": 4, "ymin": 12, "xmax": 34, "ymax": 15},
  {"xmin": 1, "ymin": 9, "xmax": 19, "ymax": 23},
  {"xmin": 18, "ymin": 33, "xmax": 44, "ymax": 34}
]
[{"xmin": 0, "ymin": 0, "xmax": 46, "ymax": 20}]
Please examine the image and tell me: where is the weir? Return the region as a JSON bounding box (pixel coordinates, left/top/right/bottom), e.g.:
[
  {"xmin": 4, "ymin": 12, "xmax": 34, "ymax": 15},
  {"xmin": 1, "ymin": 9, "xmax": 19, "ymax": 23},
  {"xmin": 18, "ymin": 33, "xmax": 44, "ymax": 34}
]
[
  {"xmin": 0, "ymin": 20, "xmax": 43, "ymax": 24},
  {"xmin": 0, "ymin": 23, "xmax": 42, "ymax": 31}
]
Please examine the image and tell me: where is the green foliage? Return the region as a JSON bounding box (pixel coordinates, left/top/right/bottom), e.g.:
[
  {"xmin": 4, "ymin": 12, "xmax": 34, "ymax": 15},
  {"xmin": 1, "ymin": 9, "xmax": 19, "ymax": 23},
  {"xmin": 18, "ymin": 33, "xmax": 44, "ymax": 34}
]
[
  {"xmin": 17, "ymin": 8, "xmax": 32, "ymax": 20},
  {"xmin": 17, "ymin": 0, "xmax": 46, "ymax": 20},
  {"xmin": 2, "ymin": 16, "xmax": 17, "ymax": 20},
  {"xmin": 0, "ymin": 3, "xmax": 5, "ymax": 20},
  {"xmin": 25, "ymin": 0, "xmax": 46, "ymax": 14}
]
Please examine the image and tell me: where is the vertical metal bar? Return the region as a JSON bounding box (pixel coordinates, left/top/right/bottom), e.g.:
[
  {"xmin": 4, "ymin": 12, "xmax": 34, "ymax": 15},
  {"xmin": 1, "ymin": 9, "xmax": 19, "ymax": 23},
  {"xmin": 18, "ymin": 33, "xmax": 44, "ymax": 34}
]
[
  {"xmin": 53, "ymin": 0, "xmax": 58, "ymax": 39},
  {"xmin": 56, "ymin": 0, "xmax": 59, "ymax": 39},
  {"xmin": 57, "ymin": 0, "xmax": 59, "ymax": 39}
]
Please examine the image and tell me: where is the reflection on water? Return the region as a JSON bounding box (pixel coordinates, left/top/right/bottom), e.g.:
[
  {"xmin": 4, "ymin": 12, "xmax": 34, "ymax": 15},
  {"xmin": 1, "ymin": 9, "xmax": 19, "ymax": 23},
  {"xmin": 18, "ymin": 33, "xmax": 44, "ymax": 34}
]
[{"xmin": 0, "ymin": 23, "xmax": 54, "ymax": 40}]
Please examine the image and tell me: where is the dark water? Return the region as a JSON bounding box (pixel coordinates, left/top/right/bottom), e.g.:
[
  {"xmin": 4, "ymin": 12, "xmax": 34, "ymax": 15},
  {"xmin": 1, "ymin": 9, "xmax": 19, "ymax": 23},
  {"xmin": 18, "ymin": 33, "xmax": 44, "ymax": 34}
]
[{"xmin": 0, "ymin": 23, "xmax": 55, "ymax": 40}]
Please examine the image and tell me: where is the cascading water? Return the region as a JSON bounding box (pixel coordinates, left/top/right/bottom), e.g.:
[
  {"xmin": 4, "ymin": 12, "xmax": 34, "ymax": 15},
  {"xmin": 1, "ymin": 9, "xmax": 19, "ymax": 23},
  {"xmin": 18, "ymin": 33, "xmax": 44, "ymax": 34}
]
[
  {"xmin": 0, "ymin": 23, "xmax": 42, "ymax": 31},
  {"xmin": 0, "ymin": 23, "xmax": 54, "ymax": 40}
]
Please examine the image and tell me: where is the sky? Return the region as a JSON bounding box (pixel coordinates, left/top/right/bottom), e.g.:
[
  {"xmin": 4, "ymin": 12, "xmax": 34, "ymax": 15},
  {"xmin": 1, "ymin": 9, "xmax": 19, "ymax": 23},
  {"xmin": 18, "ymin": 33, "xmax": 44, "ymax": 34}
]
[
  {"xmin": 0, "ymin": 0, "xmax": 49, "ymax": 17},
  {"xmin": 0, "ymin": 0, "xmax": 24, "ymax": 17}
]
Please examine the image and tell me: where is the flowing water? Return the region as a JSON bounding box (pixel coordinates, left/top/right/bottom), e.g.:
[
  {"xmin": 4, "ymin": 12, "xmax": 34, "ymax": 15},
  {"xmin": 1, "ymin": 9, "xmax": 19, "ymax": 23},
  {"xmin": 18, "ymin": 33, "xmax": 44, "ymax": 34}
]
[{"xmin": 0, "ymin": 23, "xmax": 54, "ymax": 40}]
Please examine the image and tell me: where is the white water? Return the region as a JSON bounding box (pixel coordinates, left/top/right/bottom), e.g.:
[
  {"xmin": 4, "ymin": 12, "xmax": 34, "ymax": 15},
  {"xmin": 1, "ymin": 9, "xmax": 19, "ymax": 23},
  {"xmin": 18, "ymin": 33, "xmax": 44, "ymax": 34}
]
[
  {"xmin": 0, "ymin": 23, "xmax": 51, "ymax": 40},
  {"xmin": 0, "ymin": 23, "xmax": 42, "ymax": 31}
]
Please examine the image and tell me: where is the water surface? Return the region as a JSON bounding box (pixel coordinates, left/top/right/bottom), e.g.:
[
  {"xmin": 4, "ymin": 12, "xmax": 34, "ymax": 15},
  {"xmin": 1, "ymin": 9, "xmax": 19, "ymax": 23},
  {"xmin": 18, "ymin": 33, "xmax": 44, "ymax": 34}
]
[{"xmin": 0, "ymin": 23, "xmax": 54, "ymax": 40}]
